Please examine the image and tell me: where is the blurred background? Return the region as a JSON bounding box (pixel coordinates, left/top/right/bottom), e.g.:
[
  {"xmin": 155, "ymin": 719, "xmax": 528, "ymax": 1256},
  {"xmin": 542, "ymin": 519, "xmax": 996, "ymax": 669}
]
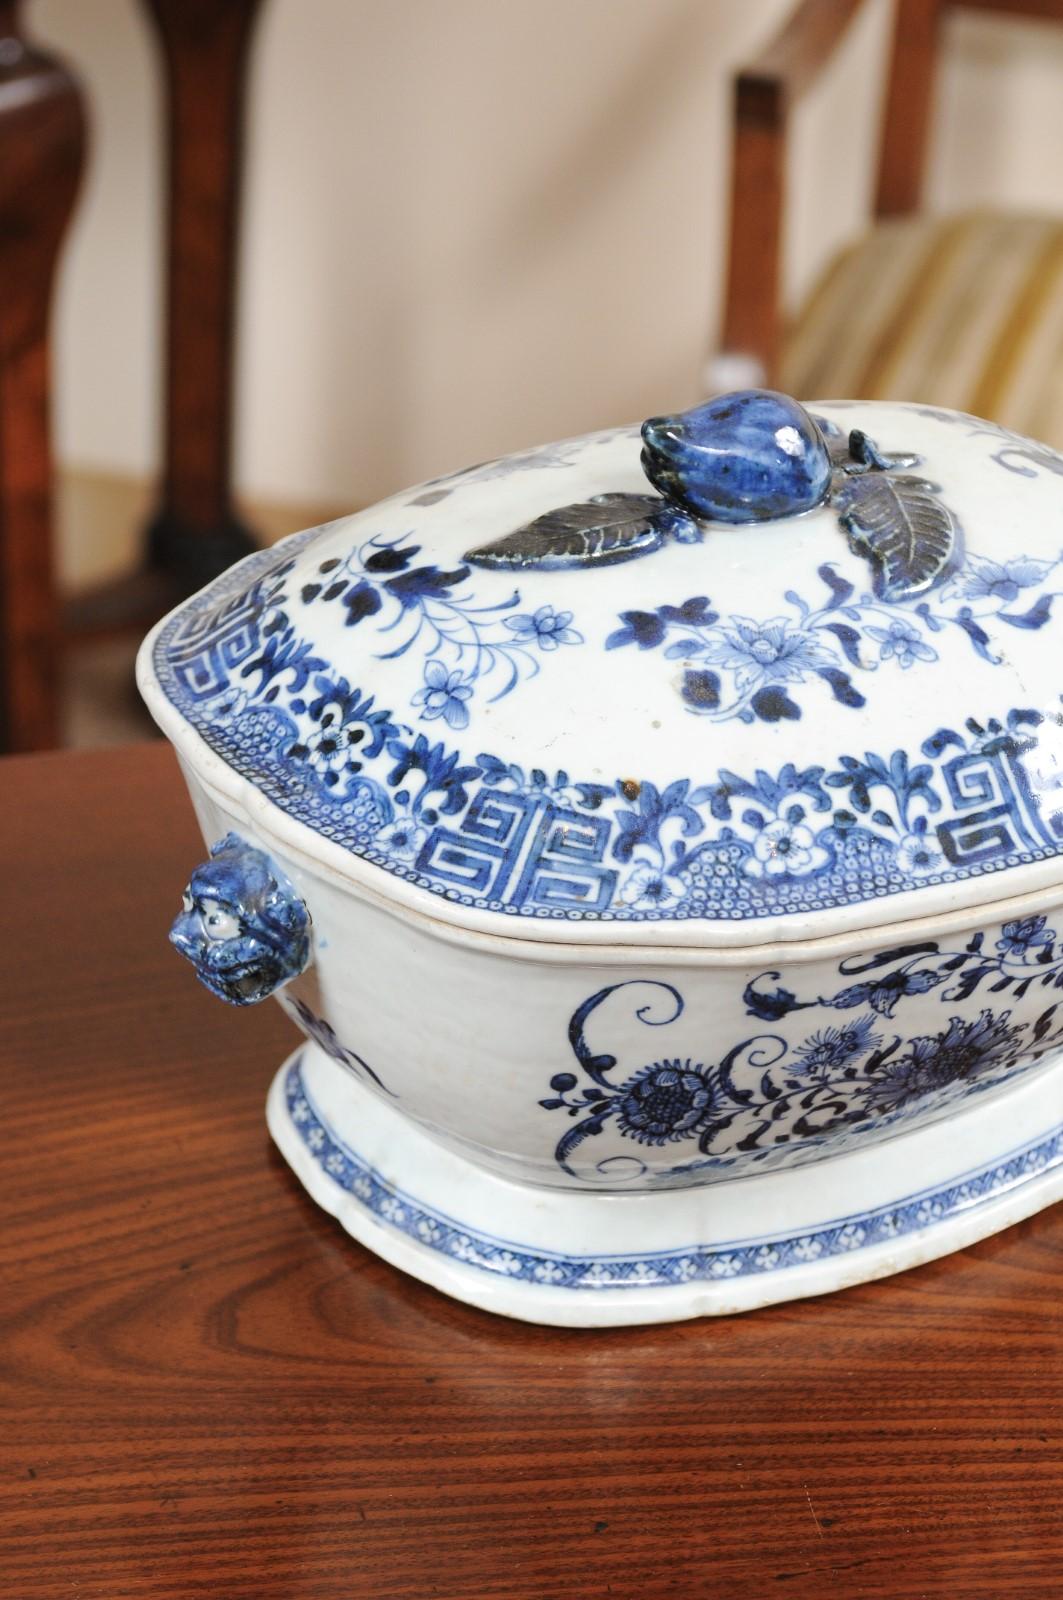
[{"xmin": 5, "ymin": 0, "xmax": 1063, "ymax": 750}]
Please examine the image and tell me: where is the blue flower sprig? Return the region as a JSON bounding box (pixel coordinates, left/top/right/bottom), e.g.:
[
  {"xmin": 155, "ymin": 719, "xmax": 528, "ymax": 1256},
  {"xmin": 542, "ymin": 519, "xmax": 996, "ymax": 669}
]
[
  {"xmin": 605, "ymin": 552, "xmax": 1063, "ymax": 724},
  {"xmin": 291, "ymin": 535, "xmax": 583, "ymax": 725}
]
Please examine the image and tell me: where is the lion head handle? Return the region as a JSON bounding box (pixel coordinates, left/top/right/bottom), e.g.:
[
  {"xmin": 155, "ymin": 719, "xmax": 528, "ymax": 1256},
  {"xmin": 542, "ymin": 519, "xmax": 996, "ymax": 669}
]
[{"xmin": 169, "ymin": 833, "xmax": 311, "ymax": 1006}]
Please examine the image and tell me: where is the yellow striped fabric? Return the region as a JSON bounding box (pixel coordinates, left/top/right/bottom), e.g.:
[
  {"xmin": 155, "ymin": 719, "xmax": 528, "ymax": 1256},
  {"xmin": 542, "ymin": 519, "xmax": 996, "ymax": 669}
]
[{"xmin": 780, "ymin": 210, "xmax": 1063, "ymax": 448}]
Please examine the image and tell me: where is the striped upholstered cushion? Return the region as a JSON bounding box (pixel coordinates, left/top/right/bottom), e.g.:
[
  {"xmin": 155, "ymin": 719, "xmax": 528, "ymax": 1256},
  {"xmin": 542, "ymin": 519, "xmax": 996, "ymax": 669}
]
[{"xmin": 780, "ymin": 211, "xmax": 1063, "ymax": 447}]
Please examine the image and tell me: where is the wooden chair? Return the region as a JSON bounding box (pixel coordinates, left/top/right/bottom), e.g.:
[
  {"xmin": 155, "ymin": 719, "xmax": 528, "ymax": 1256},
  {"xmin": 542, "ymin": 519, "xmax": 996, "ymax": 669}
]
[{"xmin": 714, "ymin": 0, "xmax": 1063, "ymax": 446}]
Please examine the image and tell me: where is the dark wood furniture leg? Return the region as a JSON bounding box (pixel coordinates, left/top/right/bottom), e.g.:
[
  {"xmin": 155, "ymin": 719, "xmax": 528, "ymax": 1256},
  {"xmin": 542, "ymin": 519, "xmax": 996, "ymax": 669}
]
[
  {"xmin": 143, "ymin": 0, "xmax": 263, "ymax": 591},
  {"xmin": 0, "ymin": 0, "xmax": 85, "ymax": 751},
  {"xmin": 67, "ymin": 0, "xmax": 263, "ymax": 640}
]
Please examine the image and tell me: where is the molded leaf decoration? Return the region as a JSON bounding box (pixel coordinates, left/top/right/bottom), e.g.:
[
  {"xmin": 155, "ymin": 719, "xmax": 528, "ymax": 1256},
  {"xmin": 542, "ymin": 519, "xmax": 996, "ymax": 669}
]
[
  {"xmin": 833, "ymin": 473, "xmax": 959, "ymax": 602},
  {"xmin": 465, "ymin": 493, "xmax": 673, "ymax": 571}
]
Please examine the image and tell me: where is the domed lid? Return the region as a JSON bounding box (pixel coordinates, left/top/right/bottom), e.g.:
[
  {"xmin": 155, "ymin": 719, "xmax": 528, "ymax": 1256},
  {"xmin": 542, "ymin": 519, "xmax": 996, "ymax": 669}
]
[{"xmin": 140, "ymin": 390, "xmax": 1063, "ymax": 949}]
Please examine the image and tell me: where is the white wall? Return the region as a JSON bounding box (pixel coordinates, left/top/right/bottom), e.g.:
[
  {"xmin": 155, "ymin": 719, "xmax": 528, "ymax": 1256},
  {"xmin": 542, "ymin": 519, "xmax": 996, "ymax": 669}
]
[
  {"xmin": 29, "ymin": 0, "xmax": 1063, "ymax": 516},
  {"xmin": 33, "ymin": 0, "xmax": 162, "ymax": 486}
]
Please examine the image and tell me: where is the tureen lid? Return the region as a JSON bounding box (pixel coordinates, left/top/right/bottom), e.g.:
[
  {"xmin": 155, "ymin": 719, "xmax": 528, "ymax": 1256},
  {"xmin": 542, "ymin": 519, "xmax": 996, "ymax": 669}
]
[{"xmin": 140, "ymin": 390, "xmax": 1063, "ymax": 949}]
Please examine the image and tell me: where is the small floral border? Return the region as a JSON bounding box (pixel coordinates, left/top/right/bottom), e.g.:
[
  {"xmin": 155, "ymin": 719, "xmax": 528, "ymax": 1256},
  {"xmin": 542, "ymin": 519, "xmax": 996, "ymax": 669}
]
[{"xmin": 285, "ymin": 1057, "xmax": 1063, "ymax": 1291}]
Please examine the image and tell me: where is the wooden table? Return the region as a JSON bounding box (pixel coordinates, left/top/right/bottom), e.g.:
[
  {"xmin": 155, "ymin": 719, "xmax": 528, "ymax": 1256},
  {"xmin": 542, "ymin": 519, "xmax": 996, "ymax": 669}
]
[{"xmin": 4, "ymin": 744, "xmax": 1063, "ymax": 1598}]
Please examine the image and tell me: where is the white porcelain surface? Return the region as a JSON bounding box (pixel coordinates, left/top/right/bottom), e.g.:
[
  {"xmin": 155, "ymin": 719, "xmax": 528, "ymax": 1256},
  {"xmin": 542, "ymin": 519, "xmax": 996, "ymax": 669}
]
[{"xmin": 137, "ymin": 397, "xmax": 1063, "ymax": 1324}]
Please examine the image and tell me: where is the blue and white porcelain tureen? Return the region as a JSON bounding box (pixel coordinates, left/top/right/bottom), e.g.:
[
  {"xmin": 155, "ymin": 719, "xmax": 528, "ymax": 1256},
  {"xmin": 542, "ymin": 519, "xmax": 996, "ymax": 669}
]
[{"xmin": 138, "ymin": 391, "xmax": 1063, "ymax": 1325}]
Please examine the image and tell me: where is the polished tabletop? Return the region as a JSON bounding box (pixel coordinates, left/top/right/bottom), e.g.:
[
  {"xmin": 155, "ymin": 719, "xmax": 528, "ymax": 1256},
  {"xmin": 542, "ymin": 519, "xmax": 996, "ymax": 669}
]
[{"xmin": 3, "ymin": 743, "xmax": 1063, "ymax": 1599}]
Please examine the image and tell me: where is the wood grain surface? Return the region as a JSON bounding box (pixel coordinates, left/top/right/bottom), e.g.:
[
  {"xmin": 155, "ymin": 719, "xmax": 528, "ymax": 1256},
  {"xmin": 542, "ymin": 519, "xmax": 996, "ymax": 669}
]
[{"xmin": 3, "ymin": 744, "xmax": 1063, "ymax": 1599}]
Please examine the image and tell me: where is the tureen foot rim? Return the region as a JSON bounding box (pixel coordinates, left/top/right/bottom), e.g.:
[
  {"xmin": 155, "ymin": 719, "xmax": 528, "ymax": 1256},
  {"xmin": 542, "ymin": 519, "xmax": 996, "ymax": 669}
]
[{"xmin": 266, "ymin": 1040, "xmax": 1063, "ymax": 1328}]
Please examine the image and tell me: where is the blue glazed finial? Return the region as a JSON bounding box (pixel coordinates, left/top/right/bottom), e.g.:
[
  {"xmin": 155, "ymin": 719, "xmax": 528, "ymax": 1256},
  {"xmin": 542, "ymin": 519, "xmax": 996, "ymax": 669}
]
[
  {"xmin": 170, "ymin": 832, "xmax": 310, "ymax": 1005},
  {"xmin": 640, "ymin": 389, "xmax": 832, "ymax": 524}
]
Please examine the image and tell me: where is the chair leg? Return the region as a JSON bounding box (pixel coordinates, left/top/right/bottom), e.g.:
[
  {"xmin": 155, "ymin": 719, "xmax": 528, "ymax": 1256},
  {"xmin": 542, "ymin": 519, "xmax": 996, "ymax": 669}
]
[{"xmin": 0, "ymin": 1, "xmax": 85, "ymax": 752}]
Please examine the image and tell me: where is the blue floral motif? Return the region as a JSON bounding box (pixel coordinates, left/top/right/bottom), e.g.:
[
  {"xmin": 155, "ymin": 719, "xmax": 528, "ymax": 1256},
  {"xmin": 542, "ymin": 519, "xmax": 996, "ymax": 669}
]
[
  {"xmin": 612, "ymin": 778, "xmax": 704, "ymax": 865},
  {"xmin": 865, "ymin": 617, "xmax": 935, "ymax": 668},
  {"xmin": 384, "ymin": 731, "xmax": 481, "ymax": 820},
  {"xmin": 745, "ymin": 817, "xmax": 829, "ymax": 880},
  {"xmin": 292, "ymin": 532, "xmax": 581, "ymax": 721},
  {"xmin": 997, "ymin": 916, "xmax": 1053, "ymax": 959},
  {"xmin": 950, "ymin": 554, "xmax": 1055, "ymax": 604},
  {"xmin": 287, "ymin": 678, "xmax": 395, "ymax": 790},
  {"xmin": 374, "ymin": 813, "xmax": 429, "ymax": 861},
  {"xmin": 412, "ymin": 662, "xmax": 473, "ymax": 729},
  {"xmin": 824, "ymin": 749, "xmax": 938, "ymax": 837},
  {"xmin": 746, "ymin": 922, "xmax": 1063, "ymax": 1023},
  {"xmin": 613, "ymin": 1060, "xmax": 715, "ymax": 1144},
  {"xmin": 543, "ymin": 933, "xmax": 1063, "ymax": 1176},
  {"xmin": 894, "ymin": 824, "xmax": 946, "ymax": 877},
  {"xmin": 504, "ymin": 604, "xmax": 582, "ymax": 650},
  {"xmin": 701, "ymin": 615, "xmax": 839, "ymax": 691},
  {"xmin": 605, "ymin": 554, "xmax": 1063, "ymax": 723},
  {"xmin": 203, "ymin": 683, "xmax": 249, "ymax": 721},
  {"xmin": 619, "ymin": 862, "xmax": 689, "ymax": 911},
  {"xmin": 791, "ymin": 1017, "xmax": 881, "ymax": 1077},
  {"xmin": 861, "ymin": 1010, "xmax": 1020, "ymax": 1116},
  {"xmin": 475, "ymin": 752, "xmax": 586, "ymax": 808}
]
